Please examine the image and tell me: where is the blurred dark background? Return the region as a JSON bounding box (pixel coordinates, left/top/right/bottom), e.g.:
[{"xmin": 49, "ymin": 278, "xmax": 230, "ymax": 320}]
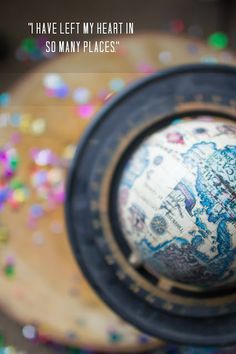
[{"xmin": 0, "ymin": 0, "xmax": 236, "ymax": 89}]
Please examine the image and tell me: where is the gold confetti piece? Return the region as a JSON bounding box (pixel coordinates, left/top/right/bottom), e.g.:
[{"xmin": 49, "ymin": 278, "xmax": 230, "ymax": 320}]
[
  {"xmin": 0, "ymin": 225, "xmax": 9, "ymax": 245},
  {"xmin": 31, "ymin": 118, "xmax": 47, "ymax": 135}
]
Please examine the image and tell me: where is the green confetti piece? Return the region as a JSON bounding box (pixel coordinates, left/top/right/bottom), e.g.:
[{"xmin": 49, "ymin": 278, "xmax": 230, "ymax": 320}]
[
  {"xmin": 10, "ymin": 180, "xmax": 24, "ymax": 190},
  {"xmin": 208, "ymin": 32, "xmax": 228, "ymax": 50},
  {"xmin": 22, "ymin": 38, "xmax": 37, "ymax": 53},
  {"xmin": 0, "ymin": 334, "xmax": 4, "ymax": 347},
  {"xmin": 10, "ymin": 156, "xmax": 19, "ymax": 170},
  {"xmin": 108, "ymin": 331, "xmax": 123, "ymax": 343},
  {"xmin": 4, "ymin": 264, "xmax": 15, "ymax": 278}
]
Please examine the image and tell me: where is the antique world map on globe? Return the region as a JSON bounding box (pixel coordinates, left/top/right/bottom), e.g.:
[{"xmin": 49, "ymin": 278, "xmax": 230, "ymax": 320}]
[{"xmin": 118, "ymin": 117, "xmax": 236, "ymax": 288}]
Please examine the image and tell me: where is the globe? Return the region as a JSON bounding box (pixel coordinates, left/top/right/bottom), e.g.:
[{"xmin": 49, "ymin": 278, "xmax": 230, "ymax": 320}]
[{"xmin": 117, "ymin": 117, "xmax": 236, "ymax": 289}]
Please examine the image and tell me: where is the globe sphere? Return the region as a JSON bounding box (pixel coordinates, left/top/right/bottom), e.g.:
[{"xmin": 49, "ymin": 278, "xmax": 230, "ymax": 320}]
[{"xmin": 117, "ymin": 117, "xmax": 236, "ymax": 289}]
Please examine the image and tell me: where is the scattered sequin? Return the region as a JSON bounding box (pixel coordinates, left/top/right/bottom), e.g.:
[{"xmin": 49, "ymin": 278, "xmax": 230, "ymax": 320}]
[
  {"xmin": 31, "ymin": 118, "xmax": 47, "ymax": 135},
  {"xmin": 0, "ymin": 145, "xmax": 28, "ymax": 210},
  {"xmin": 137, "ymin": 62, "xmax": 156, "ymax": 73},
  {"xmin": 4, "ymin": 256, "xmax": 15, "ymax": 278},
  {"xmin": 170, "ymin": 19, "xmax": 185, "ymax": 34},
  {"xmin": 19, "ymin": 114, "xmax": 32, "ymax": 133},
  {"xmin": 43, "ymin": 74, "xmax": 69, "ymax": 99},
  {"xmin": 186, "ymin": 43, "xmax": 199, "ymax": 55},
  {"xmin": 33, "ymin": 149, "xmax": 54, "ymax": 166},
  {"xmin": 159, "ymin": 51, "xmax": 172, "ymax": 64},
  {"xmin": 109, "ymin": 78, "xmax": 125, "ymax": 92},
  {"xmin": 208, "ymin": 32, "xmax": 228, "ymax": 50},
  {"xmin": 138, "ymin": 333, "xmax": 151, "ymax": 344},
  {"xmin": 0, "ymin": 92, "xmax": 10, "ymax": 107},
  {"xmin": 10, "ymin": 113, "xmax": 22, "ymax": 128},
  {"xmin": 0, "ymin": 225, "xmax": 9, "ymax": 244},
  {"xmin": 30, "ymin": 204, "xmax": 44, "ymax": 219},
  {"xmin": 63, "ymin": 144, "xmax": 76, "ymax": 160},
  {"xmin": 0, "ymin": 113, "xmax": 10, "ymax": 127},
  {"xmin": 76, "ymin": 104, "xmax": 95, "ymax": 119},
  {"xmin": 16, "ymin": 36, "xmax": 52, "ymax": 62},
  {"xmin": 107, "ymin": 330, "xmax": 123, "ymax": 343},
  {"xmin": 73, "ymin": 88, "xmax": 91, "ymax": 104},
  {"xmin": 22, "ymin": 325, "xmax": 37, "ymax": 340}
]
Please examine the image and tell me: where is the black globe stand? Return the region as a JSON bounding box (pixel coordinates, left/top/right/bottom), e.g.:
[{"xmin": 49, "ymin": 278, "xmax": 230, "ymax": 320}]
[{"xmin": 66, "ymin": 64, "xmax": 236, "ymax": 346}]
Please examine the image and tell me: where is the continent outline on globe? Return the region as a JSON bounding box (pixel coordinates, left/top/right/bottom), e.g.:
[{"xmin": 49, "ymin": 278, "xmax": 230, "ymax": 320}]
[{"xmin": 118, "ymin": 118, "xmax": 236, "ymax": 288}]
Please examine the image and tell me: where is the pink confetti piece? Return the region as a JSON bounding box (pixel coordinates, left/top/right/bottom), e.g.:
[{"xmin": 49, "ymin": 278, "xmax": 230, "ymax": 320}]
[{"xmin": 75, "ymin": 104, "xmax": 95, "ymax": 119}]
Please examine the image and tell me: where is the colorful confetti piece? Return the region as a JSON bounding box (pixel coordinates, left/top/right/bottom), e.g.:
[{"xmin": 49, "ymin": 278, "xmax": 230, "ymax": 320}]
[
  {"xmin": 73, "ymin": 88, "xmax": 91, "ymax": 104},
  {"xmin": 75, "ymin": 104, "xmax": 95, "ymax": 119},
  {"xmin": 0, "ymin": 92, "xmax": 10, "ymax": 107},
  {"xmin": 208, "ymin": 32, "xmax": 228, "ymax": 50}
]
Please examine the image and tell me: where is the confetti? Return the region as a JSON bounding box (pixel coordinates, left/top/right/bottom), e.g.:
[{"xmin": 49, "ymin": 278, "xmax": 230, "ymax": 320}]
[
  {"xmin": 0, "ymin": 92, "xmax": 10, "ymax": 107},
  {"xmin": 208, "ymin": 32, "xmax": 228, "ymax": 50},
  {"xmin": 138, "ymin": 333, "xmax": 151, "ymax": 344},
  {"xmin": 33, "ymin": 149, "xmax": 54, "ymax": 166},
  {"xmin": 55, "ymin": 84, "xmax": 69, "ymax": 98},
  {"xmin": 0, "ymin": 145, "xmax": 28, "ymax": 210},
  {"xmin": 10, "ymin": 113, "xmax": 22, "ymax": 128},
  {"xmin": 97, "ymin": 88, "xmax": 110, "ymax": 102},
  {"xmin": 22, "ymin": 325, "xmax": 37, "ymax": 340},
  {"xmin": 22, "ymin": 38, "xmax": 37, "ymax": 53},
  {"xmin": 73, "ymin": 88, "xmax": 91, "ymax": 104},
  {"xmin": 31, "ymin": 118, "xmax": 47, "ymax": 135},
  {"xmin": 43, "ymin": 74, "xmax": 63, "ymax": 90},
  {"xmin": 76, "ymin": 104, "xmax": 95, "ymax": 119},
  {"xmin": 107, "ymin": 330, "xmax": 123, "ymax": 343},
  {"xmin": 109, "ymin": 78, "xmax": 125, "ymax": 92},
  {"xmin": 19, "ymin": 114, "xmax": 32, "ymax": 133},
  {"xmin": 16, "ymin": 36, "xmax": 51, "ymax": 62},
  {"xmin": 30, "ymin": 204, "xmax": 44, "ymax": 219},
  {"xmin": 159, "ymin": 51, "xmax": 173, "ymax": 64},
  {"xmin": 170, "ymin": 19, "xmax": 185, "ymax": 34},
  {"xmin": 186, "ymin": 43, "xmax": 199, "ymax": 55},
  {"xmin": 48, "ymin": 167, "xmax": 63, "ymax": 184},
  {"xmin": 29, "ymin": 148, "xmax": 65, "ymax": 216},
  {"xmin": 0, "ymin": 225, "xmax": 9, "ymax": 244},
  {"xmin": 63, "ymin": 144, "xmax": 76, "ymax": 160},
  {"xmin": 137, "ymin": 62, "xmax": 156, "ymax": 73},
  {"xmin": 4, "ymin": 257, "xmax": 15, "ymax": 278},
  {"xmin": 43, "ymin": 74, "xmax": 69, "ymax": 99},
  {"xmin": 0, "ymin": 113, "xmax": 10, "ymax": 127}
]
